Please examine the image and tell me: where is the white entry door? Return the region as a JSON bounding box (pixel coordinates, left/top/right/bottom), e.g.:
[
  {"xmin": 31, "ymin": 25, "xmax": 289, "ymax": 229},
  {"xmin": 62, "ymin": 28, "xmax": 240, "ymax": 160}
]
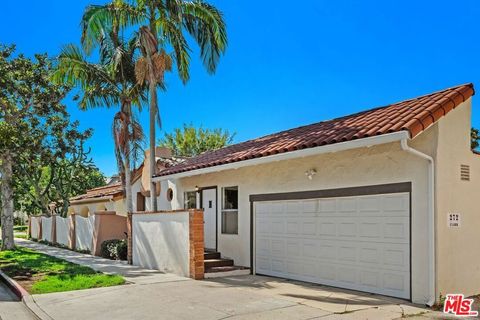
[
  {"xmin": 202, "ymin": 189, "xmax": 217, "ymax": 250},
  {"xmin": 255, "ymin": 192, "xmax": 410, "ymax": 299}
]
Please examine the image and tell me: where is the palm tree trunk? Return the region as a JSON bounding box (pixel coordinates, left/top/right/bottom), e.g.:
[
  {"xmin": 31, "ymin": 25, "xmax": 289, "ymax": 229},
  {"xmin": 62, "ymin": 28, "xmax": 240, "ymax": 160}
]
[
  {"xmin": 148, "ymin": 69, "xmax": 158, "ymax": 212},
  {"xmin": 1, "ymin": 151, "xmax": 15, "ymax": 250},
  {"xmin": 124, "ymin": 155, "xmax": 133, "ymax": 214}
]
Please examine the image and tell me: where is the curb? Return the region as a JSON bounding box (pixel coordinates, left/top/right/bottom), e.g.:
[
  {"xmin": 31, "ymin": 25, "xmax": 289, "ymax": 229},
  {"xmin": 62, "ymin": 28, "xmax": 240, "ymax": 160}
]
[
  {"xmin": 0, "ymin": 269, "xmax": 52, "ymax": 320},
  {"xmin": 0, "ymin": 269, "xmax": 29, "ymax": 299}
]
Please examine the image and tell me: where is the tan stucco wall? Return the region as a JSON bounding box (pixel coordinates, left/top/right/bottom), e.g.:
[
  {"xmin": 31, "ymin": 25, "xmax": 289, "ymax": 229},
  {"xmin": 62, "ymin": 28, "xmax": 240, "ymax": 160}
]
[
  {"xmin": 435, "ymin": 98, "xmax": 480, "ymax": 297},
  {"xmin": 69, "ymin": 198, "xmax": 127, "ymax": 217},
  {"xmin": 167, "ymin": 128, "xmax": 437, "ymax": 304},
  {"xmin": 92, "ymin": 212, "xmax": 128, "ymax": 256}
]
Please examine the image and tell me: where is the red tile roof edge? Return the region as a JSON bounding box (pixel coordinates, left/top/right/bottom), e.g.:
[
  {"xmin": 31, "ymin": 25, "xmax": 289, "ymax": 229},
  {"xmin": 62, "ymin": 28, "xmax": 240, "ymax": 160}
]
[
  {"xmin": 155, "ymin": 83, "xmax": 475, "ymax": 177},
  {"xmin": 70, "ymin": 183, "xmax": 124, "ymax": 202}
]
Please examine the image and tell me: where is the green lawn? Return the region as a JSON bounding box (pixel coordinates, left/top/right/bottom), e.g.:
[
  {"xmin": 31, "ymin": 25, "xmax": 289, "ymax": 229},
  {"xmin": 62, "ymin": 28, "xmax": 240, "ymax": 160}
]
[{"xmin": 0, "ymin": 246, "xmax": 125, "ymax": 294}]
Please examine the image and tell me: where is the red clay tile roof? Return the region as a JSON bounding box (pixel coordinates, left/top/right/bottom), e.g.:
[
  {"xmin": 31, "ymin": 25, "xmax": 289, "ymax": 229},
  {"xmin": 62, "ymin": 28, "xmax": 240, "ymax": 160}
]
[
  {"xmin": 70, "ymin": 182, "xmax": 123, "ymax": 202},
  {"xmin": 156, "ymin": 84, "xmax": 474, "ymax": 177}
]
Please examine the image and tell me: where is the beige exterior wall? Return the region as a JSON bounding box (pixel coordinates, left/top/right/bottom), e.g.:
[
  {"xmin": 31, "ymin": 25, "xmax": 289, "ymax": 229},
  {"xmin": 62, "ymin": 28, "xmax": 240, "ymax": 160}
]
[
  {"xmin": 69, "ymin": 198, "xmax": 127, "ymax": 217},
  {"xmin": 435, "ymin": 98, "xmax": 480, "ymax": 298},
  {"xmin": 161, "ymin": 127, "xmax": 438, "ymax": 304}
]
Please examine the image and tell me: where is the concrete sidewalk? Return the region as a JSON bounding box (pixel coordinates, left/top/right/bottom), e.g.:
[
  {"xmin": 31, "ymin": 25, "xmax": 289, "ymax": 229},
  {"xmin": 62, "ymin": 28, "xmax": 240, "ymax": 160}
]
[
  {"xmin": 0, "ymin": 282, "xmax": 37, "ymax": 320},
  {"xmin": 15, "ymin": 238, "xmax": 186, "ymax": 284}
]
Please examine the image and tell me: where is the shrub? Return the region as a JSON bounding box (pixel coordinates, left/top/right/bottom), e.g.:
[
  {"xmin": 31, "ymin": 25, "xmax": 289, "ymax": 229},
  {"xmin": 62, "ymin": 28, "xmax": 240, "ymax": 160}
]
[
  {"xmin": 13, "ymin": 225, "xmax": 28, "ymax": 232},
  {"xmin": 100, "ymin": 239, "xmax": 127, "ymax": 261}
]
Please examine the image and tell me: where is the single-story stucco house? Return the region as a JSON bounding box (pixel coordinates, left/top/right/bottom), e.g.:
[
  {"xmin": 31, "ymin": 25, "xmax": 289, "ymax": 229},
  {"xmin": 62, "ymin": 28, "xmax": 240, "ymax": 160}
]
[
  {"xmin": 140, "ymin": 83, "xmax": 479, "ymax": 305},
  {"xmin": 69, "ymin": 147, "xmax": 183, "ymax": 216}
]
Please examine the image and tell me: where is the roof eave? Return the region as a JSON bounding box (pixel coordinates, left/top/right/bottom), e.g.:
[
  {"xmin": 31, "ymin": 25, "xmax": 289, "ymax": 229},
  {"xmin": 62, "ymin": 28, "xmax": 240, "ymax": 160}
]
[
  {"xmin": 69, "ymin": 195, "xmax": 115, "ymax": 205},
  {"xmin": 153, "ymin": 131, "xmax": 411, "ymax": 182}
]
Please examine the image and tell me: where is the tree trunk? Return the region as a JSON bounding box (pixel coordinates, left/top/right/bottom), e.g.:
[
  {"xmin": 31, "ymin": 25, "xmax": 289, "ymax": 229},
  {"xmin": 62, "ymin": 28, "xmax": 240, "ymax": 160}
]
[
  {"xmin": 124, "ymin": 155, "xmax": 133, "ymax": 214},
  {"xmin": 149, "ymin": 76, "xmax": 158, "ymax": 212},
  {"xmin": 1, "ymin": 151, "xmax": 15, "ymax": 250}
]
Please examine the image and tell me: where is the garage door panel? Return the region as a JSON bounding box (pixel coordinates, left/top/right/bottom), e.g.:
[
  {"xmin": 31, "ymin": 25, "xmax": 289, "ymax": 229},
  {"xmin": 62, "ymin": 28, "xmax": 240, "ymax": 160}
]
[
  {"xmin": 319, "ymin": 199, "xmax": 337, "ymax": 213},
  {"xmin": 359, "ymin": 221, "xmax": 382, "ymax": 238},
  {"xmin": 271, "ymin": 219, "xmax": 285, "ymax": 234},
  {"xmin": 286, "ymin": 240, "xmax": 301, "ymax": 257},
  {"xmin": 319, "ymin": 221, "xmax": 336, "ymax": 236},
  {"xmin": 255, "ymin": 192, "xmax": 410, "ymax": 299},
  {"xmin": 382, "ymin": 194, "xmax": 409, "ymax": 212},
  {"xmin": 271, "ymin": 239, "xmax": 285, "ymax": 256},
  {"xmin": 384, "ymin": 218, "xmax": 409, "ymax": 241},
  {"xmin": 301, "ymin": 219, "xmax": 317, "ymax": 235},
  {"xmin": 338, "ymin": 198, "xmax": 357, "ymax": 213},
  {"xmin": 302, "ymin": 200, "xmax": 318, "ymax": 214}
]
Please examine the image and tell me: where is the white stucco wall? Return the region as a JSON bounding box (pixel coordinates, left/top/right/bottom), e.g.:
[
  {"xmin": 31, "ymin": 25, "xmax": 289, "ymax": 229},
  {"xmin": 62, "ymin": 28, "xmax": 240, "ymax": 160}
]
[
  {"xmin": 155, "ymin": 127, "xmax": 437, "ymax": 304},
  {"xmin": 75, "ymin": 215, "xmax": 95, "ymax": 251},
  {"xmin": 131, "ymin": 177, "xmax": 181, "ymax": 213},
  {"xmin": 41, "ymin": 216, "xmax": 53, "ymax": 242},
  {"xmin": 435, "ymin": 98, "xmax": 480, "ymax": 297},
  {"xmin": 70, "ymin": 199, "xmax": 125, "ymax": 217},
  {"xmin": 56, "ymin": 216, "xmax": 70, "ymax": 247},
  {"xmin": 30, "ymin": 216, "xmax": 41, "ymax": 239},
  {"xmin": 132, "ymin": 212, "xmax": 190, "ymax": 276}
]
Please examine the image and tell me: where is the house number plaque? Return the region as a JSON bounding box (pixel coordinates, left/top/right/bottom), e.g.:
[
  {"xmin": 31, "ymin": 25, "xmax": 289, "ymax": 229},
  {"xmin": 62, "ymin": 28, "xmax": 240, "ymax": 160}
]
[{"xmin": 448, "ymin": 213, "xmax": 461, "ymax": 228}]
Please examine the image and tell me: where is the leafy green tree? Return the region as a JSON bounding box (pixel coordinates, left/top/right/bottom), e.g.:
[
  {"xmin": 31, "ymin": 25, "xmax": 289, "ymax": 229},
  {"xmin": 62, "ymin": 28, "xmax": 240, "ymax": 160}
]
[
  {"xmin": 14, "ymin": 140, "xmax": 106, "ymax": 217},
  {"xmin": 81, "ymin": 0, "xmax": 228, "ymax": 211},
  {"xmin": 159, "ymin": 124, "xmax": 234, "ymax": 157},
  {"xmin": 0, "ymin": 45, "xmax": 86, "ymax": 249},
  {"xmin": 53, "ymin": 18, "xmax": 146, "ymax": 216},
  {"xmin": 472, "ymin": 127, "xmax": 479, "ymax": 150}
]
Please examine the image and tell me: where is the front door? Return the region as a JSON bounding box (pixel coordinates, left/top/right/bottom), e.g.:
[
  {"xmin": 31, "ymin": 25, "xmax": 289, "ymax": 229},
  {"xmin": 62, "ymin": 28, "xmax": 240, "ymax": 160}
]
[{"xmin": 202, "ymin": 188, "xmax": 217, "ymax": 250}]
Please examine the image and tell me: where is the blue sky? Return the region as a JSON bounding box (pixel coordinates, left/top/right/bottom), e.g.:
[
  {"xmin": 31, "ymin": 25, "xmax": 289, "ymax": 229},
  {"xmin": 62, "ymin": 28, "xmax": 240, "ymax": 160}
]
[{"xmin": 1, "ymin": 1, "xmax": 479, "ymax": 175}]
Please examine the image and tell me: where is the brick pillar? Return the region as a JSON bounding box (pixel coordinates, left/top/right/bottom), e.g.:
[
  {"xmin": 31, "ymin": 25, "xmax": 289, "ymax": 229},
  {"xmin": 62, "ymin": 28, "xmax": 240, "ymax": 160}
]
[
  {"xmin": 127, "ymin": 212, "xmax": 133, "ymax": 265},
  {"xmin": 69, "ymin": 213, "xmax": 76, "ymax": 250},
  {"xmin": 189, "ymin": 209, "xmax": 204, "ymax": 280}
]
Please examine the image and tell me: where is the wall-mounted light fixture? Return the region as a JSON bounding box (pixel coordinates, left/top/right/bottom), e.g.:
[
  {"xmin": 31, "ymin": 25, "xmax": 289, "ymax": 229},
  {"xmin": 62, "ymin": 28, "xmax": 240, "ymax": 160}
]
[
  {"xmin": 195, "ymin": 185, "xmax": 200, "ymax": 192},
  {"xmin": 305, "ymin": 168, "xmax": 317, "ymax": 180}
]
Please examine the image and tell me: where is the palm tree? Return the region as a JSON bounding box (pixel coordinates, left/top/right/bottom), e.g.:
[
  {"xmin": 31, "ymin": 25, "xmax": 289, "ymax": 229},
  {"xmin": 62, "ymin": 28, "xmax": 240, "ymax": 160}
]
[
  {"xmin": 81, "ymin": 0, "xmax": 228, "ymax": 211},
  {"xmin": 52, "ymin": 33, "xmax": 145, "ymax": 216}
]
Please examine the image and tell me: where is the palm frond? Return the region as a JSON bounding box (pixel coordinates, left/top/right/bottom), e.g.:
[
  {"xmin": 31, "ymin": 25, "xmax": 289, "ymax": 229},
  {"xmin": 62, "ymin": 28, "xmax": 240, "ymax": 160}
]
[
  {"xmin": 157, "ymin": 18, "xmax": 191, "ymax": 83},
  {"xmin": 81, "ymin": 1, "xmax": 146, "ymax": 55},
  {"xmin": 182, "ymin": 0, "xmax": 227, "ymax": 73}
]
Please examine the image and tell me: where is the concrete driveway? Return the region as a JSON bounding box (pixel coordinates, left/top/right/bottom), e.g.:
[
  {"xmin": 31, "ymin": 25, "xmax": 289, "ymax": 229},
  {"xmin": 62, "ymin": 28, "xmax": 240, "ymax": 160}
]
[{"xmin": 30, "ymin": 274, "xmax": 451, "ymax": 320}]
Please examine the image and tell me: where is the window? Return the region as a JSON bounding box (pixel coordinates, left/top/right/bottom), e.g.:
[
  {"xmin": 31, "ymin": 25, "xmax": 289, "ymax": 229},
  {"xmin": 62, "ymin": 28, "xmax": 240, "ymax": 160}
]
[
  {"xmin": 167, "ymin": 188, "xmax": 174, "ymax": 202},
  {"xmin": 222, "ymin": 187, "xmax": 238, "ymax": 234},
  {"xmin": 137, "ymin": 192, "xmax": 146, "ymax": 211},
  {"xmin": 184, "ymin": 191, "xmax": 197, "ymax": 209}
]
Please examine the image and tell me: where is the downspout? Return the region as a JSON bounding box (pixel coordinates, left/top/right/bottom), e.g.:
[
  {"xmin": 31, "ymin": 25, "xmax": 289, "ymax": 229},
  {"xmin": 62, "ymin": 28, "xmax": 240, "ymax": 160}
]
[{"xmin": 400, "ymin": 138, "xmax": 435, "ymax": 306}]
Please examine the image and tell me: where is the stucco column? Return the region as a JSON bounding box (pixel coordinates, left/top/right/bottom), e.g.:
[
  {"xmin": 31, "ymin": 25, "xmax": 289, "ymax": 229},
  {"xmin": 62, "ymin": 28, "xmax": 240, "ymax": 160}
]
[{"xmin": 189, "ymin": 209, "xmax": 204, "ymax": 280}]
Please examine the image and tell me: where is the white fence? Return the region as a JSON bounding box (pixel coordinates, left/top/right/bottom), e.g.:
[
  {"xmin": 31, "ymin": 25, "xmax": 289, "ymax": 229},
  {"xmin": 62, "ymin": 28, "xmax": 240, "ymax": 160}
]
[
  {"xmin": 75, "ymin": 215, "xmax": 95, "ymax": 251},
  {"xmin": 132, "ymin": 212, "xmax": 190, "ymax": 276},
  {"xmin": 56, "ymin": 216, "xmax": 70, "ymax": 247},
  {"xmin": 41, "ymin": 216, "xmax": 54, "ymax": 242},
  {"xmin": 30, "ymin": 216, "xmax": 41, "ymax": 239}
]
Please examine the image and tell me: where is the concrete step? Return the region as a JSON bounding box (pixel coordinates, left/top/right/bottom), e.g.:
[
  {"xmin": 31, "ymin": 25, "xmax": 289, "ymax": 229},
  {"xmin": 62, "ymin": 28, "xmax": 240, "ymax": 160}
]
[
  {"xmin": 204, "ymin": 252, "xmax": 221, "ymax": 260},
  {"xmin": 204, "ymin": 258, "xmax": 234, "ymax": 268}
]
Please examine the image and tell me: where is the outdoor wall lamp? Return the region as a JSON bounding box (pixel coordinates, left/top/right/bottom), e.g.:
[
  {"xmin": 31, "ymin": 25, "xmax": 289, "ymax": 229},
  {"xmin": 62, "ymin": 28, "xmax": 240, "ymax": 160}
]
[{"xmin": 305, "ymin": 168, "xmax": 317, "ymax": 180}]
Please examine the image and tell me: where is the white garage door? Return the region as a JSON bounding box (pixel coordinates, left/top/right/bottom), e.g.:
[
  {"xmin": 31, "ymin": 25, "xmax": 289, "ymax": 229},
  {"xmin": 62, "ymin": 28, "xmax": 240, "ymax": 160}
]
[{"xmin": 255, "ymin": 192, "xmax": 410, "ymax": 299}]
